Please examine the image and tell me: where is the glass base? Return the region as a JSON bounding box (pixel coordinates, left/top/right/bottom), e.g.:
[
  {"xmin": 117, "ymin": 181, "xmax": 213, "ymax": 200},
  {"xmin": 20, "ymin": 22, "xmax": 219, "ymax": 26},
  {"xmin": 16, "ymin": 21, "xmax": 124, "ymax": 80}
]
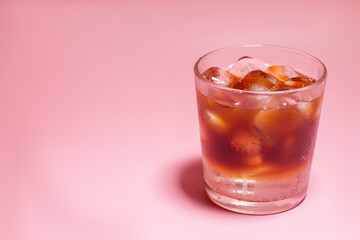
[{"xmin": 205, "ymin": 182, "xmax": 306, "ymax": 215}]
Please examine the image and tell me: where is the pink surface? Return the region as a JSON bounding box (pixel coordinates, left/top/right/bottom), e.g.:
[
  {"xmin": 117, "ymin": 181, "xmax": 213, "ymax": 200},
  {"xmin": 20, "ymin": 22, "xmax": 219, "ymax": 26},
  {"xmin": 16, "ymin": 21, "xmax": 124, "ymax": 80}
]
[{"xmin": 0, "ymin": 0, "xmax": 359, "ymax": 239}]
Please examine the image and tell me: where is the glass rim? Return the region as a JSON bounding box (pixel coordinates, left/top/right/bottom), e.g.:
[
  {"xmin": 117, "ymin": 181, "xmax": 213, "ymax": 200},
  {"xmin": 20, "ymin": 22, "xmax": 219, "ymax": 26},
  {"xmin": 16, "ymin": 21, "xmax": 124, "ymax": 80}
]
[{"xmin": 194, "ymin": 44, "xmax": 327, "ymax": 95}]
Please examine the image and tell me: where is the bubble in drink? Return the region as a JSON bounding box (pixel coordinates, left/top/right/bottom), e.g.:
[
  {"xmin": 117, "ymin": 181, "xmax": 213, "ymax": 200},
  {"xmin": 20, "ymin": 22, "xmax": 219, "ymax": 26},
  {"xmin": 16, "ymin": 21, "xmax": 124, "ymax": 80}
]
[
  {"xmin": 267, "ymin": 65, "xmax": 302, "ymax": 82},
  {"xmin": 202, "ymin": 67, "xmax": 235, "ymax": 86},
  {"xmin": 227, "ymin": 57, "xmax": 268, "ymax": 79},
  {"xmin": 232, "ymin": 70, "xmax": 280, "ymax": 92}
]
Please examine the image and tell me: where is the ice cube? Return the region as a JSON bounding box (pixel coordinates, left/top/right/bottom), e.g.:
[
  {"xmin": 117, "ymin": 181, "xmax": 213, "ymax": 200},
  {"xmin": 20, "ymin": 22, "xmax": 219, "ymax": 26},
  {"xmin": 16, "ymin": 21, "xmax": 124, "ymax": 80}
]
[
  {"xmin": 230, "ymin": 131, "xmax": 262, "ymax": 154},
  {"xmin": 297, "ymin": 102, "xmax": 312, "ymax": 119},
  {"xmin": 253, "ymin": 108, "xmax": 300, "ymax": 140},
  {"xmin": 227, "ymin": 57, "xmax": 268, "ymax": 79},
  {"xmin": 230, "ymin": 131, "xmax": 263, "ymax": 165},
  {"xmin": 284, "ymin": 76, "xmax": 315, "ymax": 88},
  {"xmin": 280, "ymin": 134, "xmax": 297, "ymax": 160},
  {"xmin": 199, "ymin": 124, "xmax": 209, "ymax": 143},
  {"xmin": 205, "ymin": 111, "xmax": 228, "ymax": 133},
  {"xmin": 297, "ymin": 101, "xmax": 321, "ymax": 119},
  {"xmin": 270, "ymin": 86, "xmax": 296, "ymax": 91},
  {"xmin": 244, "ymin": 155, "xmax": 263, "ymax": 166},
  {"xmin": 263, "ymin": 96, "xmax": 297, "ymax": 110},
  {"xmin": 202, "ymin": 67, "xmax": 235, "ymax": 86},
  {"xmin": 245, "ymin": 164, "xmax": 275, "ymax": 176},
  {"xmin": 267, "ymin": 65, "xmax": 302, "ymax": 82},
  {"xmin": 232, "ymin": 70, "xmax": 279, "ymax": 92}
]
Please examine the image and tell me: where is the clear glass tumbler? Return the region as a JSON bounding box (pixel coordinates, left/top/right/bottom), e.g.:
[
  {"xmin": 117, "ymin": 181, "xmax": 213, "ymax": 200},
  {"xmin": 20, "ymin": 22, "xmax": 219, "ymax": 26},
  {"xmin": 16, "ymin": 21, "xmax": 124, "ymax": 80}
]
[{"xmin": 194, "ymin": 45, "xmax": 327, "ymax": 214}]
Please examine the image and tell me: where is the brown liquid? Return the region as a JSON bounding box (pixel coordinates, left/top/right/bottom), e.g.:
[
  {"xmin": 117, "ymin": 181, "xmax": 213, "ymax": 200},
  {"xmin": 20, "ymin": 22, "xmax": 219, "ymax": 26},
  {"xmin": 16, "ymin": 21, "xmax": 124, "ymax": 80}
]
[{"xmin": 197, "ymin": 90, "xmax": 322, "ymax": 179}]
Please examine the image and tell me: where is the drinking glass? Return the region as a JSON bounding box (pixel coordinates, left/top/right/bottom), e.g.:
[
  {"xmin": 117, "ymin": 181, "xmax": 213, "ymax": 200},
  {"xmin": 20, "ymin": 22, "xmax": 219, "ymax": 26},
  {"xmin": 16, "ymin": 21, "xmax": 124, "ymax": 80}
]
[{"xmin": 194, "ymin": 45, "xmax": 327, "ymax": 214}]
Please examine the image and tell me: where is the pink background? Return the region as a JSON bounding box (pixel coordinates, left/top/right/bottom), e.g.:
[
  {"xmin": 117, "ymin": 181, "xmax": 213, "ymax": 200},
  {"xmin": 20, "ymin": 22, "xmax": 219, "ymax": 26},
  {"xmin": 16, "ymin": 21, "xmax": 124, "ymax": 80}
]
[{"xmin": 1, "ymin": 0, "xmax": 359, "ymax": 239}]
